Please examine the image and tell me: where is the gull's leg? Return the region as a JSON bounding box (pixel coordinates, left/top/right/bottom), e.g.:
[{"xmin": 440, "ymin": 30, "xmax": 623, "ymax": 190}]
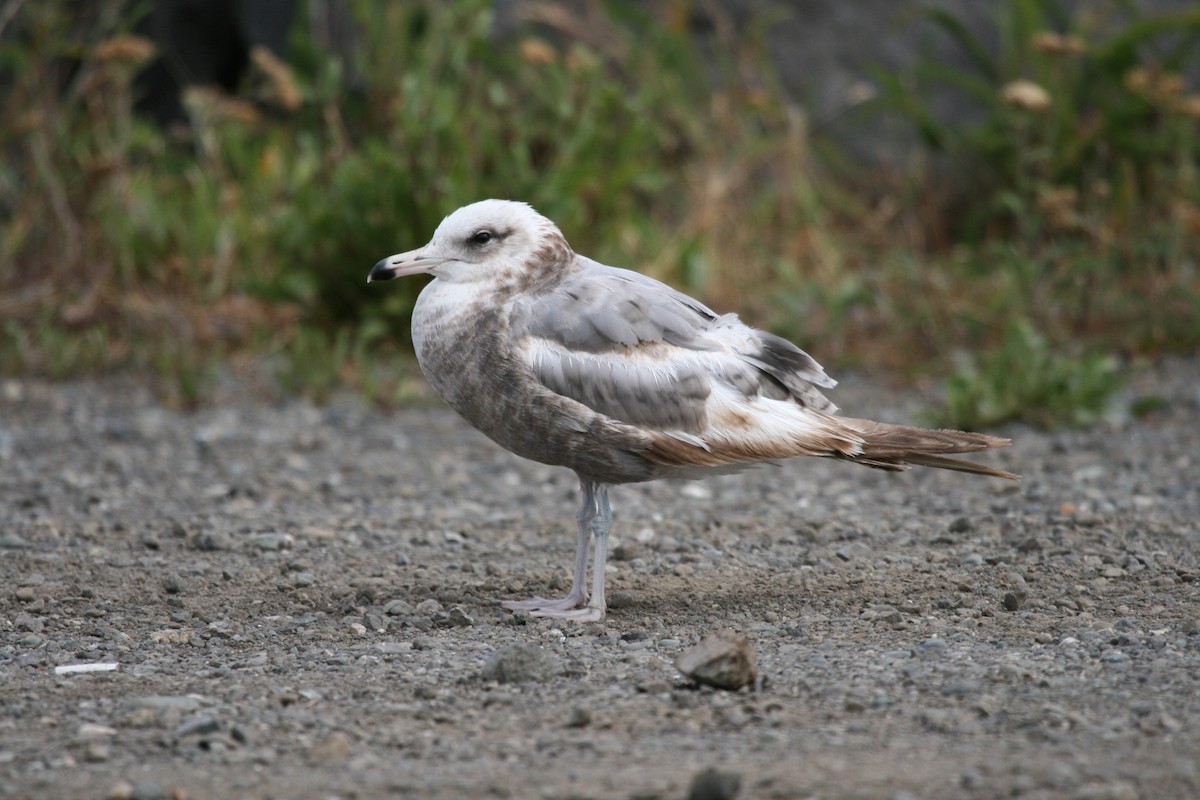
[
  {"xmin": 500, "ymin": 478, "xmax": 598, "ymax": 614},
  {"xmin": 515, "ymin": 483, "xmax": 611, "ymax": 623},
  {"xmin": 574, "ymin": 483, "xmax": 611, "ymax": 621}
]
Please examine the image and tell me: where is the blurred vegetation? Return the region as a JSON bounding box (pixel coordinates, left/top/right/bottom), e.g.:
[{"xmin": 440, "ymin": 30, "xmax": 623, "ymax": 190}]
[
  {"xmin": 1, "ymin": 0, "xmax": 1197, "ymax": 426},
  {"xmin": 927, "ymin": 319, "xmax": 1122, "ymax": 429}
]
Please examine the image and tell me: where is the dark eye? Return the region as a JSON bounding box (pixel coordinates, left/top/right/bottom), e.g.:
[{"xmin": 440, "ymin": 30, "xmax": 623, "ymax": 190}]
[{"xmin": 470, "ymin": 230, "xmax": 493, "ymax": 245}]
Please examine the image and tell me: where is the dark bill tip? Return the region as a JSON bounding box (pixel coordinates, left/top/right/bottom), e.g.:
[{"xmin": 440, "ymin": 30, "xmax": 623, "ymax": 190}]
[{"xmin": 367, "ymin": 258, "xmax": 397, "ymax": 283}]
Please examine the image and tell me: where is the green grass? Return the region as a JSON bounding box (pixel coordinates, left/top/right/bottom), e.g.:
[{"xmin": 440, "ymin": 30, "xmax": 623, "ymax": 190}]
[
  {"xmin": 1, "ymin": 0, "xmax": 1196, "ymax": 428},
  {"xmin": 928, "ymin": 320, "xmax": 1122, "ymax": 429}
]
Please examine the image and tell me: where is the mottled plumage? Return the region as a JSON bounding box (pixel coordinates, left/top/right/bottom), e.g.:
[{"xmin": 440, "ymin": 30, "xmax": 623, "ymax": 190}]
[{"xmin": 368, "ymin": 199, "xmax": 1016, "ymax": 621}]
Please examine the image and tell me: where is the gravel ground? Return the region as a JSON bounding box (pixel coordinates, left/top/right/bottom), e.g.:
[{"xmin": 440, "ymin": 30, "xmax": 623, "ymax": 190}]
[{"xmin": 1, "ymin": 359, "xmax": 1198, "ymax": 800}]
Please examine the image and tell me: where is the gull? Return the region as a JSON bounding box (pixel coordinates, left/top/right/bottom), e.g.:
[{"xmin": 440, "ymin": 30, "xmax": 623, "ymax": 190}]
[{"xmin": 368, "ymin": 199, "xmax": 1016, "ymax": 622}]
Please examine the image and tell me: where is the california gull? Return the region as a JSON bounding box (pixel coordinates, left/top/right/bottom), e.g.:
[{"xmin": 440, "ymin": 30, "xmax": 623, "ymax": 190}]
[{"xmin": 368, "ymin": 199, "xmax": 1016, "ymax": 622}]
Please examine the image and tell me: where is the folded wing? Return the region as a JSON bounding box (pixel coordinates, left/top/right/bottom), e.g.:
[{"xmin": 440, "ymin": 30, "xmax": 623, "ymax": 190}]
[{"xmin": 516, "ymin": 259, "xmax": 851, "ymax": 464}]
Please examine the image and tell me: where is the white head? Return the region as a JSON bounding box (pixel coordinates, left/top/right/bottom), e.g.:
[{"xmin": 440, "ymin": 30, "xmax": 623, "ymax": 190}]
[{"xmin": 367, "ymin": 199, "xmax": 573, "ymax": 288}]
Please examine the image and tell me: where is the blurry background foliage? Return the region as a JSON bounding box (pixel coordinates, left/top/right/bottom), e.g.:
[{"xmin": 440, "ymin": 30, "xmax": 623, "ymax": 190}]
[{"xmin": 0, "ymin": 0, "xmax": 1196, "ymax": 426}]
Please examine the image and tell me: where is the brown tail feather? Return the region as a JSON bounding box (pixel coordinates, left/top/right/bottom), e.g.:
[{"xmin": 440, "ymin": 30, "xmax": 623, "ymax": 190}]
[{"xmin": 836, "ymin": 418, "xmax": 1019, "ymax": 479}]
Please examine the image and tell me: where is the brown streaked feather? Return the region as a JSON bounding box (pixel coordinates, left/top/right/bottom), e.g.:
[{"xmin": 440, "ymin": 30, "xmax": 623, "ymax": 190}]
[
  {"xmin": 640, "ymin": 423, "xmax": 863, "ymax": 471},
  {"xmin": 834, "ymin": 417, "xmax": 1018, "ymax": 479},
  {"xmin": 890, "ymin": 453, "xmax": 1018, "ymax": 479},
  {"xmin": 639, "ymin": 413, "xmax": 1017, "ymax": 480},
  {"xmin": 838, "ymin": 418, "xmax": 1009, "ymax": 455}
]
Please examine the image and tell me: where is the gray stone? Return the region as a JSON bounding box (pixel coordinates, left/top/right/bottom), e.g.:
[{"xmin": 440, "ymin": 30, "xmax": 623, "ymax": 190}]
[
  {"xmin": 481, "ymin": 643, "xmax": 562, "ymax": 684},
  {"xmin": 686, "ymin": 767, "xmax": 742, "ymax": 800},
  {"xmin": 675, "ymin": 630, "xmax": 758, "ymax": 691}
]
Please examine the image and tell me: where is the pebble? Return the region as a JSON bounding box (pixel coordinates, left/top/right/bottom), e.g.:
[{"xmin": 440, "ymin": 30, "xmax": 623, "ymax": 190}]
[
  {"xmin": 565, "ymin": 708, "xmax": 591, "ymax": 728},
  {"xmin": 608, "ymin": 590, "xmax": 636, "ymax": 608},
  {"xmin": 917, "ymin": 638, "xmax": 947, "ymax": 655},
  {"xmin": 106, "ymin": 780, "xmax": 135, "ymax": 800},
  {"xmin": 308, "ymin": 731, "xmax": 353, "ymax": 762},
  {"xmin": 675, "ymin": 630, "xmax": 758, "ymax": 691},
  {"xmin": 481, "ymin": 643, "xmax": 562, "ymax": 683},
  {"xmin": 948, "ymin": 516, "xmax": 973, "ymax": 534},
  {"xmin": 686, "ymin": 767, "xmax": 742, "ymax": 800},
  {"xmin": 1069, "ymin": 782, "xmax": 1139, "ymax": 800},
  {"xmin": 250, "ymin": 532, "xmax": 294, "ymax": 551},
  {"xmin": 85, "ymin": 742, "xmax": 111, "ymax": 762},
  {"xmin": 434, "ymin": 606, "xmax": 474, "ymax": 627},
  {"xmin": 191, "ymin": 531, "xmax": 232, "ymax": 551},
  {"xmin": 384, "ymin": 598, "xmax": 415, "ymax": 615},
  {"xmin": 78, "ymin": 723, "xmax": 118, "ymax": 737},
  {"xmin": 415, "ymin": 598, "xmax": 443, "ymax": 615},
  {"xmin": 130, "ymin": 782, "xmax": 169, "ymax": 800},
  {"xmin": 173, "ymin": 714, "xmax": 221, "ymax": 739}
]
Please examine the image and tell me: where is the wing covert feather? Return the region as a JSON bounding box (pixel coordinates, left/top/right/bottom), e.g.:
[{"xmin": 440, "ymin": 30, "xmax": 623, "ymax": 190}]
[{"xmin": 517, "ymin": 257, "xmax": 837, "ymax": 429}]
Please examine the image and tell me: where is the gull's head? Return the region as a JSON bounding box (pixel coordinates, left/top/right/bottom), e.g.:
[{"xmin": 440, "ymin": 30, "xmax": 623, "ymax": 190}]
[{"xmin": 367, "ymin": 199, "xmax": 573, "ymax": 288}]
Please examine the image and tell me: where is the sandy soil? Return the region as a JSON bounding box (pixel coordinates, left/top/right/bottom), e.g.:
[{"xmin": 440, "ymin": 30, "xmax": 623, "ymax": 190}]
[{"xmin": 1, "ymin": 360, "xmax": 1198, "ymax": 800}]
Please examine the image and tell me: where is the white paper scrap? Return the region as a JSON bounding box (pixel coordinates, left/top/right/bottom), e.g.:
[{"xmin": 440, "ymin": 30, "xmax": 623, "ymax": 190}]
[{"xmin": 54, "ymin": 662, "xmax": 119, "ymax": 675}]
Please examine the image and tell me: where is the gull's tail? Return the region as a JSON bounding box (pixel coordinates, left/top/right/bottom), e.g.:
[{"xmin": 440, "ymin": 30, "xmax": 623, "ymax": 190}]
[{"xmin": 834, "ymin": 418, "xmax": 1018, "ymax": 479}]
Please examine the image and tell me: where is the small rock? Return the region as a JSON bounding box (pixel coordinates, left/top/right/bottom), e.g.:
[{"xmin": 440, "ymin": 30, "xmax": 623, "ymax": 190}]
[
  {"xmin": 1002, "ymin": 592, "xmax": 1022, "ymax": 611},
  {"xmin": 960, "ymin": 771, "xmax": 985, "ymax": 789},
  {"xmin": 161, "ymin": 576, "xmax": 182, "ymax": 594},
  {"xmin": 130, "ymin": 782, "xmax": 168, "ymax": 800},
  {"xmin": 675, "ymin": 630, "xmax": 758, "ymax": 691},
  {"xmin": 1069, "ymin": 781, "xmax": 1139, "ymax": 800},
  {"xmin": 78, "ymin": 723, "xmax": 118, "ymax": 738},
  {"xmin": 869, "ymin": 604, "xmax": 902, "ymax": 623},
  {"xmin": 610, "ymin": 542, "xmax": 640, "ymax": 561},
  {"xmin": 948, "ymin": 517, "xmax": 973, "ymax": 534},
  {"xmin": 415, "ymin": 598, "xmax": 443, "ymax": 615},
  {"xmin": 250, "ymin": 532, "xmax": 294, "ymax": 551},
  {"xmin": 85, "ymin": 741, "xmax": 111, "ymax": 762},
  {"xmin": 686, "ymin": 767, "xmax": 742, "ymax": 800},
  {"xmin": 608, "ymin": 591, "xmax": 636, "ymax": 609},
  {"xmin": 308, "ymin": 731, "xmax": 353, "ymax": 762},
  {"xmin": 173, "ymin": 714, "xmax": 221, "ymax": 739},
  {"xmin": 383, "ymin": 599, "xmax": 415, "ymax": 616},
  {"xmin": 106, "ymin": 780, "xmax": 135, "ymax": 800},
  {"xmin": 481, "ymin": 643, "xmax": 562, "ymax": 683},
  {"xmin": 917, "ymin": 638, "xmax": 947, "ymax": 655},
  {"xmin": 565, "ymin": 708, "xmax": 591, "ymax": 728},
  {"xmin": 191, "ymin": 532, "xmax": 231, "ymax": 551},
  {"xmin": 435, "ymin": 606, "xmax": 474, "ymax": 627},
  {"xmin": 1016, "ymin": 537, "xmax": 1042, "ymax": 553}
]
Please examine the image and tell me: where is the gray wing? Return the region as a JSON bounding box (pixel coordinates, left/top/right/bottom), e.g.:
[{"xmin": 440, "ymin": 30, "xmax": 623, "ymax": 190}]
[
  {"xmin": 516, "ymin": 258, "xmax": 838, "ymax": 433},
  {"xmin": 526, "ymin": 259, "xmax": 717, "ymax": 351}
]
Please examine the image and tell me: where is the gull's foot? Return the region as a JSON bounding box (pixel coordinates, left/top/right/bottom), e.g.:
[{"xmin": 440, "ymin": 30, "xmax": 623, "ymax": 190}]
[
  {"xmin": 499, "ymin": 595, "xmax": 605, "ymax": 622},
  {"xmin": 500, "ymin": 594, "xmax": 587, "ymax": 613}
]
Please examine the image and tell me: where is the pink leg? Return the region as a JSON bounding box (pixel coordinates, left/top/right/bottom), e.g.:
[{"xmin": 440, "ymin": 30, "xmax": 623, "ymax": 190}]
[{"xmin": 500, "ymin": 480, "xmax": 610, "ymax": 622}]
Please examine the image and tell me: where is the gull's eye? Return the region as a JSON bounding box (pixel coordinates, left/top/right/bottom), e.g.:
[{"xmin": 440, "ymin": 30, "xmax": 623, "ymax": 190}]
[{"xmin": 470, "ymin": 230, "xmax": 494, "ymax": 246}]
